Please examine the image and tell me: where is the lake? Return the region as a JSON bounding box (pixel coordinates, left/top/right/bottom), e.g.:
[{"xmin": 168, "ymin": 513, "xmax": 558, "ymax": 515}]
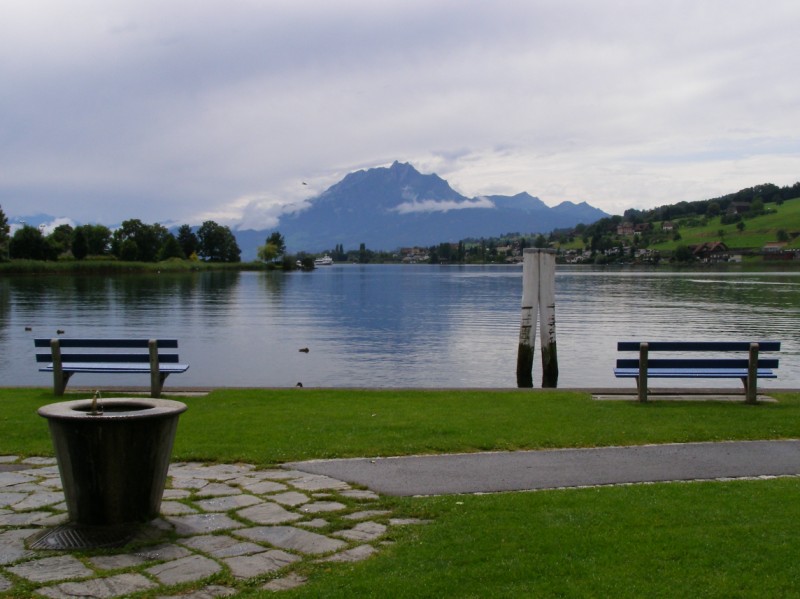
[{"xmin": 1, "ymin": 265, "xmax": 798, "ymax": 390}]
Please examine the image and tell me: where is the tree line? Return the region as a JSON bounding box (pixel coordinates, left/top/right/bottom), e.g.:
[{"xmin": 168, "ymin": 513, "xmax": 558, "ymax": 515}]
[{"xmin": 0, "ymin": 209, "xmax": 241, "ymax": 263}]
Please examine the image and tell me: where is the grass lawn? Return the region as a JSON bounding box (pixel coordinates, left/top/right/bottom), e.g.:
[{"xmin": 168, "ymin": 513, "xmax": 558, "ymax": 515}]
[
  {"xmin": 282, "ymin": 479, "xmax": 800, "ymax": 598},
  {"xmin": 4, "ymin": 388, "xmax": 800, "ymax": 463},
  {"xmin": 3, "ymin": 387, "xmax": 800, "ymax": 598}
]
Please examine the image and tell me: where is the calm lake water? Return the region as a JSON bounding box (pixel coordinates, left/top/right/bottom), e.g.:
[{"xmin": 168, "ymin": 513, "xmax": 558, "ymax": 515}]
[{"xmin": 1, "ymin": 265, "xmax": 798, "ymax": 390}]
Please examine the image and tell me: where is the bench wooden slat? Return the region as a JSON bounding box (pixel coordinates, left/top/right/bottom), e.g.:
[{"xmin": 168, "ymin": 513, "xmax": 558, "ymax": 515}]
[
  {"xmin": 39, "ymin": 362, "xmax": 189, "ymax": 374},
  {"xmin": 617, "ymin": 341, "xmax": 781, "ymax": 352},
  {"xmin": 36, "ymin": 354, "xmax": 183, "ymax": 364},
  {"xmin": 34, "ymin": 338, "xmax": 179, "ymax": 348},
  {"xmin": 614, "ymin": 368, "xmax": 778, "ymax": 379},
  {"xmin": 616, "ymin": 358, "xmax": 779, "ymax": 369}
]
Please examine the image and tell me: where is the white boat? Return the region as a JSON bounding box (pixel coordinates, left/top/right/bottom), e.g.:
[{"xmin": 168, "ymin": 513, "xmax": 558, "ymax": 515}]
[{"xmin": 314, "ymin": 255, "xmax": 333, "ymax": 266}]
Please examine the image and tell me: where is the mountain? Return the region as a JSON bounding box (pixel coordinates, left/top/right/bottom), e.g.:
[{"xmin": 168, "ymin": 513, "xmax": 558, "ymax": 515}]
[{"xmin": 236, "ymin": 161, "xmax": 608, "ymax": 257}]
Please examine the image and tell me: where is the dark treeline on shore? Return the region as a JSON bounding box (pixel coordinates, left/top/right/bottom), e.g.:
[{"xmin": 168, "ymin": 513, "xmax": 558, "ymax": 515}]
[
  {"xmin": 0, "ymin": 214, "xmax": 241, "ymax": 264},
  {"xmin": 0, "ymin": 209, "xmax": 314, "ymax": 272}
]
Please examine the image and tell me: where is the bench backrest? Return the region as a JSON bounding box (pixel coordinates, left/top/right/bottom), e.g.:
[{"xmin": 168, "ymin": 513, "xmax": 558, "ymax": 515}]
[
  {"xmin": 617, "ymin": 341, "xmax": 781, "ymax": 352},
  {"xmin": 34, "ymin": 338, "xmax": 181, "ymax": 364},
  {"xmin": 616, "ymin": 341, "xmax": 780, "ymax": 370}
]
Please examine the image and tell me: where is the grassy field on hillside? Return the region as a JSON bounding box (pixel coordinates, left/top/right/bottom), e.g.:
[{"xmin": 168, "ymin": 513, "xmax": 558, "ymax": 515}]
[{"xmin": 651, "ymin": 197, "xmax": 800, "ymax": 251}]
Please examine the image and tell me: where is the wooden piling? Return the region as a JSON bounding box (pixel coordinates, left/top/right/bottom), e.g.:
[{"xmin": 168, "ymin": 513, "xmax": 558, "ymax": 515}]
[
  {"xmin": 517, "ymin": 248, "xmax": 559, "ymax": 388},
  {"xmin": 516, "ymin": 252, "xmax": 539, "ymax": 388}
]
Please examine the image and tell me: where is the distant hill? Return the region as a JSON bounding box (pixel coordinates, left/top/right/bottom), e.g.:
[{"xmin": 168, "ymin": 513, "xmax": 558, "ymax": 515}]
[{"xmin": 235, "ymin": 161, "xmax": 609, "ymax": 257}]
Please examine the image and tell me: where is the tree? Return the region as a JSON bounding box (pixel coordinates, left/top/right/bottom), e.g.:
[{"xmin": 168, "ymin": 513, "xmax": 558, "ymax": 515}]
[
  {"xmin": 257, "ymin": 231, "xmax": 286, "ymax": 264},
  {"xmin": 10, "ymin": 225, "xmax": 49, "ymax": 260},
  {"xmin": 71, "ymin": 227, "xmax": 89, "ymax": 260},
  {"xmin": 112, "ymin": 220, "xmax": 171, "ymax": 262},
  {"xmin": 47, "ymin": 224, "xmax": 74, "ymax": 258},
  {"xmin": 111, "ymin": 219, "xmax": 146, "ymax": 261},
  {"xmin": 331, "ymin": 243, "xmax": 346, "ymax": 262},
  {"xmin": 75, "ymin": 224, "xmax": 111, "ymax": 256},
  {"xmin": 158, "ymin": 233, "xmax": 184, "ymax": 260},
  {"xmin": 257, "ymin": 242, "xmax": 278, "ymax": 263},
  {"xmin": 0, "ymin": 205, "xmax": 9, "ymax": 261},
  {"xmin": 748, "ymin": 198, "xmax": 764, "ymax": 217},
  {"xmin": 736, "ymin": 221, "xmax": 746, "ymax": 233},
  {"xmin": 777, "ymin": 229, "xmax": 789, "ymax": 242},
  {"xmin": 266, "ymin": 232, "xmax": 286, "ymax": 257},
  {"xmin": 177, "ymin": 225, "xmax": 198, "ymax": 258},
  {"xmin": 197, "ymin": 220, "xmax": 241, "ymax": 262}
]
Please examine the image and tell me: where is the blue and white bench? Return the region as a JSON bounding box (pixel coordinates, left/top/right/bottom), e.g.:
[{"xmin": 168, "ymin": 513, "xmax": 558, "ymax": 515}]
[
  {"xmin": 35, "ymin": 338, "xmax": 189, "ymax": 398},
  {"xmin": 614, "ymin": 341, "xmax": 781, "ymax": 403}
]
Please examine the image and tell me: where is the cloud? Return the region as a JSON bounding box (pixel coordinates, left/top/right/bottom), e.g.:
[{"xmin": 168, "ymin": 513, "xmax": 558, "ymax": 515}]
[
  {"xmin": 9, "ymin": 217, "xmax": 77, "ymax": 236},
  {"xmin": 392, "ymin": 196, "xmax": 495, "ymax": 215}
]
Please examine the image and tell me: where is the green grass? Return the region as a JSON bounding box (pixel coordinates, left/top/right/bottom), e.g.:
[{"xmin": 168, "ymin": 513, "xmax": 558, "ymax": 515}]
[
  {"xmin": 4, "ymin": 388, "xmax": 800, "ymax": 464},
  {"xmin": 282, "ymin": 479, "xmax": 800, "ymax": 598},
  {"xmin": 5, "ymin": 387, "xmax": 800, "ymax": 598}
]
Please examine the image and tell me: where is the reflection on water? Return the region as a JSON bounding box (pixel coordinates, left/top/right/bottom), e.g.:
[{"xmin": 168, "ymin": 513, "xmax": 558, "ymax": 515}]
[{"xmin": 1, "ymin": 266, "xmax": 798, "ymax": 389}]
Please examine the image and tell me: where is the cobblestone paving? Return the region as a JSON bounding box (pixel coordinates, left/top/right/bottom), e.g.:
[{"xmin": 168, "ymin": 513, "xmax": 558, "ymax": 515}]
[{"xmin": 0, "ymin": 456, "xmax": 429, "ymax": 597}]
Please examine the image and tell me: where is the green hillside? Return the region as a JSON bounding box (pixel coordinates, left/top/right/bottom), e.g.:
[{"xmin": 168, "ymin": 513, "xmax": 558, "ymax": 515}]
[{"xmin": 650, "ymin": 197, "xmax": 800, "ymax": 251}]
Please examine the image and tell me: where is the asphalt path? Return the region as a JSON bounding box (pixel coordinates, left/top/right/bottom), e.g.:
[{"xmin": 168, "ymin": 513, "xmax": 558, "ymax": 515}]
[{"xmin": 285, "ymin": 440, "xmax": 800, "ymax": 496}]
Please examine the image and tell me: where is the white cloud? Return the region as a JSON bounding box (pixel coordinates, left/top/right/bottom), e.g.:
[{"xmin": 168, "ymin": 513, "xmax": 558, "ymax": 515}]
[{"xmin": 392, "ymin": 197, "xmax": 495, "ymax": 215}]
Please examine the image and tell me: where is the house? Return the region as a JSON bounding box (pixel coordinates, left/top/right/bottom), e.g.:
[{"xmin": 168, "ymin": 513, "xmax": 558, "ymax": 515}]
[
  {"xmin": 661, "ymin": 221, "xmax": 674, "ymax": 231},
  {"xmin": 762, "ymin": 242, "xmax": 787, "ymax": 253},
  {"xmin": 400, "ymin": 247, "xmax": 429, "ymax": 263},
  {"xmin": 762, "ymin": 242, "xmax": 796, "ymax": 261},
  {"xmin": 727, "ymin": 202, "xmax": 750, "ymax": 215},
  {"xmin": 616, "ymin": 222, "xmax": 635, "ymax": 236},
  {"xmin": 690, "ymin": 241, "xmax": 729, "ymax": 262}
]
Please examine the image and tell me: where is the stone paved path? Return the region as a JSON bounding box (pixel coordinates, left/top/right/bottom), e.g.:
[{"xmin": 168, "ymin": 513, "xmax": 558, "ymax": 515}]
[{"xmin": 0, "ymin": 456, "xmax": 428, "ymax": 597}]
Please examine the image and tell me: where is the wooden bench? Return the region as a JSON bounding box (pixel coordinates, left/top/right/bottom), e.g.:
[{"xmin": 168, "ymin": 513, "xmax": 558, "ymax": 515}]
[
  {"xmin": 614, "ymin": 341, "xmax": 781, "ymax": 403},
  {"xmin": 35, "ymin": 338, "xmax": 189, "ymax": 398}
]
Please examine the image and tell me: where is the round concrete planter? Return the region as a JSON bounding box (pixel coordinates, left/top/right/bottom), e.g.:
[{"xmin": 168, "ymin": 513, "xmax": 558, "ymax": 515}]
[{"xmin": 38, "ymin": 397, "xmax": 187, "ymax": 527}]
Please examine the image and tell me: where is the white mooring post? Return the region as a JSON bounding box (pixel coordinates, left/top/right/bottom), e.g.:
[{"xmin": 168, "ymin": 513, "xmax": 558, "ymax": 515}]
[{"xmin": 516, "ymin": 248, "xmax": 559, "ymax": 388}]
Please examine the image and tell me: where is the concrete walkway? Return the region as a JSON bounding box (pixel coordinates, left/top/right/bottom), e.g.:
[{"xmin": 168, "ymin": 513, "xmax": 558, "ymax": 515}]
[{"xmin": 286, "ymin": 439, "xmax": 800, "ymax": 496}]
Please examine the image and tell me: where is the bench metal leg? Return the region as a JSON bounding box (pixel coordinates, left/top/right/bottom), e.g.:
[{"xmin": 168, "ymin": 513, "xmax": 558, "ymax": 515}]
[
  {"xmin": 150, "ymin": 373, "xmax": 168, "ymax": 399},
  {"xmin": 54, "ymin": 371, "xmax": 73, "ymax": 396},
  {"xmin": 638, "ymin": 343, "xmax": 649, "ymax": 402},
  {"xmin": 50, "ymin": 338, "xmax": 71, "ymax": 396},
  {"xmin": 745, "ymin": 343, "xmax": 758, "ymax": 404},
  {"xmin": 149, "ymin": 339, "xmax": 163, "ymax": 398}
]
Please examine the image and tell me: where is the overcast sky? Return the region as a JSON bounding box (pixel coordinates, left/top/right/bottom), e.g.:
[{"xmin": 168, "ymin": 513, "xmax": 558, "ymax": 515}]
[{"xmin": 2, "ymin": 0, "xmax": 799, "ymax": 231}]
